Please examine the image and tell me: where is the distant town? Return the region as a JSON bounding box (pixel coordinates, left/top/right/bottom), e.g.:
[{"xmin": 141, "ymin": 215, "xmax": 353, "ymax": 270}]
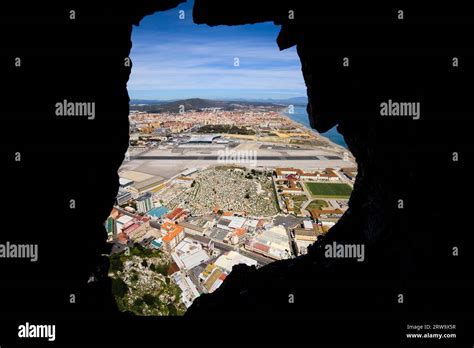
[{"xmin": 106, "ymin": 99, "xmax": 357, "ymax": 315}]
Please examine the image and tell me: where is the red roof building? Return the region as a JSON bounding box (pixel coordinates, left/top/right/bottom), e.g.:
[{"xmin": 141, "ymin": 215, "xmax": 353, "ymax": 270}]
[{"xmin": 166, "ymin": 207, "xmax": 186, "ymax": 221}]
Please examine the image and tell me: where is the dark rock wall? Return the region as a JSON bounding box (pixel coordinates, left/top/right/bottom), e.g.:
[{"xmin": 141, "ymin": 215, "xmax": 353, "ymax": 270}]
[{"xmin": 1, "ymin": 0, "xmax": 474, "ymax": 344}]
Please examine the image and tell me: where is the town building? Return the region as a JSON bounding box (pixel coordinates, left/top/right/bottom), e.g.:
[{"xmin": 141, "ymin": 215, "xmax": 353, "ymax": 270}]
[
  {"xmin": 245, "ymin": 225, "xmax": 291, "ymax": 260},
  {"xmin": 309, "ymin": 208, "xmax": 344, "ymax": 221},
  {"xmin": 202, "ymin": 268, "xmax": 226, "ymax": 293},
  {"xmin": 161, "ymin": 222, "xmax": 185, "ymax": 252},
  {"xmin": 136, "ymin": 192, "xmax": 153, "ymax": 214},
  {"xmin": 275, "ymin": 168, "xmax": 302, "ymax": 179},
  {"xmin": 171, "ymin": 238, "xmax": 210, "ymax": 271},
  {"xmin": 171, "ymin": 272, "xmax": 200, "ymax": 308},
  {"xmin": 294, "ymin": 224, "xmax": 321, "ymax": 242},
  {"xmin": 146, "ymin": 206, "xmax": 169, "ymax": 220},
  {"xmin": 106, "ymin": 216, "xmax": 116, "ymax": 240},
  {"xmin": 166, "ymin": 207, "xmax": 187, "ymax": 222},
  {"xmin": 217, "ymin": 215, "xmax": 246, "ymax": 232},
  {"xmin": 122, "ymin": 218, "xmax": 150, "ymax": 240},
  {"xmin": 150, "ymin": 238, "xmax": 163, "ymax": 249},
  {"xmin": 276, "ymin": 167, "xmax": 339, "ymax": 182},
  {"xmin": 116, "ymin": 214, "xmax": 134, "ymax": 233},
  {"xmin": 214, "ymin": 250, "xmax": 258, "ymax": 273},
  {"xmin": 116, "ymin": 189, "xmax": 132, "ymax": 206},
  {"xmin": 179, "ymin": 220, "xmax": 207, "ymax": 236},
  {"xmin": 119, "ymin": 177, "xmax": 134, "ymax": 189},
  {"xmin": 341, "ymin": 167, "xmax": 358, "ymax": 181}
]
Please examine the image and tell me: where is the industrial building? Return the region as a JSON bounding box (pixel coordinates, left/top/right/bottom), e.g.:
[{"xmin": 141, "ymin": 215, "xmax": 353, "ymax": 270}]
[
  {"xmin": 119, "ymin": 170, "xmax": 164, "ymax": 198},
  {"xmin": 185, "ymin": 134, "xmax": 220, "ymax": 144}
]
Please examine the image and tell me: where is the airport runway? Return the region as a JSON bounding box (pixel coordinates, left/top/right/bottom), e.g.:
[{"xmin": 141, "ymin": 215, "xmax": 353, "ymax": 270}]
[
  {"xmin": 130, "ymin": 155, "xmax": 341, "ymax": 161},
  {"xmin": 121, "ymin": 144, "xmax": 355, "ymax": 179}
]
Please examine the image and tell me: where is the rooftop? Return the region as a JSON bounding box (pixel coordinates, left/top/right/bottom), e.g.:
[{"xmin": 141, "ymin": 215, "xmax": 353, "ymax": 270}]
[
  {"xmin": 162, "ymin": 224, "xmax": 184, "ymax": 243},
  {"xmin": 309, "ymin": 208, "xmax": 343, "ymax": 219},
  {"xmin": 166, "ymin": 207, "xmax": 185, "ymax": 221},
  {"xmin": 215, "ymin": 250, "xmax": 258, "ymax": 273},
  {"xmin": 147, "ymin": 206, "xmax": 169, "ymax": 219}
]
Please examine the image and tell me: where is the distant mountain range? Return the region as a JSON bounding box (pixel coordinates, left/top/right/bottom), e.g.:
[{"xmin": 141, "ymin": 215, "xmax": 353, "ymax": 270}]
[
  {"xmin": 130, "ymin": 96, "xmax": 308, "ymax": 112},
  {"xmin": 129, "ymin": 98, "xmax": 300, "ymax": 113},
  {"xmin": 225, "ymin": 96, "xmax": 308, "ymax": 105},
  {"xmin": 129, "ymin": 99, "xmax": 169, "ymax": 105}
]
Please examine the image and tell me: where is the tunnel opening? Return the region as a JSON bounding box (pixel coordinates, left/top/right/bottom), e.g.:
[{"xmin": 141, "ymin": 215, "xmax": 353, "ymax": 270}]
[{"xmin": 105, "ymin": 0, "xmax": 356, "ymax": 316}]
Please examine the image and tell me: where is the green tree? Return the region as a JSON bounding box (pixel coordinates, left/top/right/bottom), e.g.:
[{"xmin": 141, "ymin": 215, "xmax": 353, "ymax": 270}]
[
  {"xmin": 143, "ymin": 294, "xmax": 155, "ymax": 306},
  {"xmin": 155, "ymin": 263, "xmax": 169, "ymax": 276},
  {"xmin": 109, "ymin": 255, "xmax": 124, "ymax": 273},
  {"xmin": 132, "ymin": 298, "xmax": 144, "ymax": 313},
  {"xmin": 111, "ymin": 278, "xmax": 128, "ymax": 298},
  {"xmin": 168, "ymin": 303, "xmax": 178, "ymax": 316}
]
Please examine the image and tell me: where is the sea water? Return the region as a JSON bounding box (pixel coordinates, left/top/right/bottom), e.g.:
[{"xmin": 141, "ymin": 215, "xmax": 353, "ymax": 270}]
[{"xmin": 285, "ymin": 106, "xmax": 347, "ymax": 148}]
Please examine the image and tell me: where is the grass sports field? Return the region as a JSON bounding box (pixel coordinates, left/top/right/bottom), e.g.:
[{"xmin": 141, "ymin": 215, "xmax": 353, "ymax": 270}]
[{"xmin": 305, "ymin": 182, "xmax": 353, "ymax": 199}]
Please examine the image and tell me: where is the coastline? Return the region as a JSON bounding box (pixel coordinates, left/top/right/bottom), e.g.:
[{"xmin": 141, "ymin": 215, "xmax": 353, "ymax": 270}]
[{"xmin": 278, "ymin": 107, "xmax": 351, "ymax": 157}]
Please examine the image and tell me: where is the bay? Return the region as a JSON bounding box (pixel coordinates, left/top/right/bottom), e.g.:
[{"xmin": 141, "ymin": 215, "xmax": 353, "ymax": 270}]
[{"xmin": 284, "ymin": 106, "xmax": 347, "ymax": 148}]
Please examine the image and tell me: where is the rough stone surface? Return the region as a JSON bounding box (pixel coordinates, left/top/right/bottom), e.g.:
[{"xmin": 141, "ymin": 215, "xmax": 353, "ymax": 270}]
[{"xmin": 2, "ymin": 1, "xmax": 474, "ymax": 329}]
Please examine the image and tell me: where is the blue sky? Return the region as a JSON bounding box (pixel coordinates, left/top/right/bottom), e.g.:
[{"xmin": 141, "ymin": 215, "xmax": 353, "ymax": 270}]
[{"xmin": 128, "ymin": 0, "xmax": 306, "ymax": 100}]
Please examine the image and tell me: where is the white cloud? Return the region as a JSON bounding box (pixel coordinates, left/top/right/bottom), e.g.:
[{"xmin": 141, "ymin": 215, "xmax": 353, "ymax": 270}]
[{"xmin": 128, "ymin": 36, "xmax": 305, "ymax": 93}]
